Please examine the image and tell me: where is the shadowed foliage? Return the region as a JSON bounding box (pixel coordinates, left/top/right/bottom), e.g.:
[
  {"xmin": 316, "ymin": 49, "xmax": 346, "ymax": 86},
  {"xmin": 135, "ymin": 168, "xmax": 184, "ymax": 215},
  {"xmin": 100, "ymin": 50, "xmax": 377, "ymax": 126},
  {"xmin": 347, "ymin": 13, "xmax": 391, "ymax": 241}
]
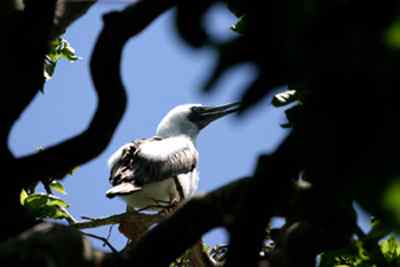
[{"xmin": 1, "ymin": 0, "xmax": 400, "ymax": 266}]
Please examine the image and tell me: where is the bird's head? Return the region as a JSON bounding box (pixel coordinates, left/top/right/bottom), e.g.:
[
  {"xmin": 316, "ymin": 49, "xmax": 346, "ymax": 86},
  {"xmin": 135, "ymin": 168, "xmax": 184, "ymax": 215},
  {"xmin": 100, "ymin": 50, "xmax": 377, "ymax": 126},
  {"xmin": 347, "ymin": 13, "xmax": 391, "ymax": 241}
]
[{"xmin": 156, "ymin": 102, "xmax": 240, "ymax": 139}]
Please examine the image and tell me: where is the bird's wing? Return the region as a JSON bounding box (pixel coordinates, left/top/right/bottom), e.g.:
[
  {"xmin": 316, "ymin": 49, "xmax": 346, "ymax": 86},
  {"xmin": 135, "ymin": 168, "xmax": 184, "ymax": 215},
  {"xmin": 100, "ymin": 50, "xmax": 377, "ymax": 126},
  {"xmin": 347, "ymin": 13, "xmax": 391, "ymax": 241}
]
[{"xmin": 107, "ymin": 136, "xmax": 198, "ymax": 197}]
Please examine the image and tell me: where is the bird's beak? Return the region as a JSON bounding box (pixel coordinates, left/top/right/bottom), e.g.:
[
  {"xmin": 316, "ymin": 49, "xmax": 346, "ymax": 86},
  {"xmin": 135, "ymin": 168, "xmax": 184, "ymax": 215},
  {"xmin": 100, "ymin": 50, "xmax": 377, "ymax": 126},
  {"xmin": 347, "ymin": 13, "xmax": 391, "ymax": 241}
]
[
  {"xmin": 195, "ymin": 102, "xmax": 241, "ymax": 129},
  {"xmin": 106, "ymin": 183, "xmax": 142, "ymax": 198}
]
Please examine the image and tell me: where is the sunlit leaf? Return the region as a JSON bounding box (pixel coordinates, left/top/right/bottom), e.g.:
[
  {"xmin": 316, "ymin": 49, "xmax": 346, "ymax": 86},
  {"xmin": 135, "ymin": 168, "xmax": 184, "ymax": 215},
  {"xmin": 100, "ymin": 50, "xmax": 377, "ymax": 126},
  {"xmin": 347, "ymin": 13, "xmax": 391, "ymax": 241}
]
[
  {"xmin": 319, "ymin": 248, "xmax": 355, "ymax": 267},
  {"xmin": 380, "ymin": 235, "xmax": 400, "ymax": 262},
  {"xmin": 20, "ymin": 189, "xmax": 28, "ymax": 205},
  {"xmin": 46, "ymin": 196, "xmax": 69, "ymax": 208},
  {"xmin": 50, "ymin": 181, "xmax": 66, "ymax": 194},
  {"xmin": 43, "ymin": 37, "xmax": 80, "ymax": 82}
]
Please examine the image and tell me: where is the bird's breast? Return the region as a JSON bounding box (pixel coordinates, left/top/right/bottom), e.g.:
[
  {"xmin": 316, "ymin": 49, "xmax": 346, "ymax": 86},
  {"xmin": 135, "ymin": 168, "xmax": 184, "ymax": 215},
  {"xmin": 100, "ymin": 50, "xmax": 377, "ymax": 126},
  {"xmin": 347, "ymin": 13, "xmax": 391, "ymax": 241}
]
[{"xmin": 121, "ymin": 170, "xmax": 199, "ymax": 210}]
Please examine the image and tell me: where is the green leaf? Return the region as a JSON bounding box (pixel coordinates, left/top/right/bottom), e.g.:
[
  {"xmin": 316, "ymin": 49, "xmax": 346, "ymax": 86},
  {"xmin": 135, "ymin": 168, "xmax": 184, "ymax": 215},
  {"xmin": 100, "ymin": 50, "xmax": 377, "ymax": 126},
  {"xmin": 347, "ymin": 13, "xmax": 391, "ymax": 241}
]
[
  {"xmin": 319, "ymin": 248, "xmax": 355, "ymax": 267},
  {"xmin": 385, "ymin": 19, "xmax": 400, "ymax": 49},
  {"xmin": 382, "ymin": 179, "xmax": 400, "ymax": 224},
  {"xmin": 52, "ymin": 208, "xmax": 70, "ymax": 220},
  {"xmin": 20, "ymin": 189, "xmax": 28, "ymax": 205},
  {"xmin": 46, "ymin": 196, "xmax": 69, "ymax": 208},
  {"xmin": 24, "ymin": 194, "xmax": 49, "ymax": 208},
  {"xmin": 22, "ymin": 193, "xmax": 70, "ymax": 220},
  {"xmin": 380, "ymin": 235, "xmax": 400, "ymax": 262},
  {"xmin": 272, "ymin": 89, "xmax": 298, "ymax": 107},
  {"xmin": 50, "ymin": 181, "xmax": 66, "ymax": 194},
  {"xmin": 58, "ymin": 38, "xmax": 80, "ymax": 62},
  {"xmin": 43, "ymin": 37, "xmax": 80, "ymax": 82},
  {"xmin": 319, "ymin": 239, "xmax": 380, "ymax": 267}
]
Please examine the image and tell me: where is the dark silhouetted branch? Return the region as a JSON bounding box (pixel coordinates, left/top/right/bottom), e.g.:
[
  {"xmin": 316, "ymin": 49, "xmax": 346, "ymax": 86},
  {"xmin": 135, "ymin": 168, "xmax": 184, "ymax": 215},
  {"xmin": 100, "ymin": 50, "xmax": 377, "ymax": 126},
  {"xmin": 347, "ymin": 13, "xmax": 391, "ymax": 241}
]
[
  {"xmin": 81, "ymin": 232, "xmax": 118, "ymax": 254},
  {"xmin": 117, "ymin": 177, "xmax": 252, "ymax": 267},
  {"xmin": 0, "ymin": 0, "xmax": 59, "ymax": 242},
  {"xmin": 52, "ymin": 0, "xmax": 96, "ymax": 38},
  {"xmin": 224, "ymin": 132, "xmax": 302, "ymax": 267},
  {"xmin": 0, "ymin": 223, "xmax": 102, "ymax": 267},
  {"xmin": 16, "ymin": 0, "xmax": 177, "ymax": 189}
]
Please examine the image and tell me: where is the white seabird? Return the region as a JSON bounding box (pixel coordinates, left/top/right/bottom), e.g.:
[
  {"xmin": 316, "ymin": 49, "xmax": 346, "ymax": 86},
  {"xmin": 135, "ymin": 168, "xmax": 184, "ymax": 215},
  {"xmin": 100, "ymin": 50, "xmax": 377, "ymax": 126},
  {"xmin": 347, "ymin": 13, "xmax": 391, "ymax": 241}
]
[{"xmin": 105, "ymin": 102, "xmax": 240, "ymax": 210}]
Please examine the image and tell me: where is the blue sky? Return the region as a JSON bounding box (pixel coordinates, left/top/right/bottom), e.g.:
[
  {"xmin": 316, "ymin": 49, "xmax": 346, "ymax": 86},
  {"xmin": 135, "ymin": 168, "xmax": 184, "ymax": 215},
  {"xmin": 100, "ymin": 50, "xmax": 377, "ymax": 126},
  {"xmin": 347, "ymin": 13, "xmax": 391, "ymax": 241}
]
[{"xmin": 9, "ymin": 3, "xmax": 368, "ymax": 252}]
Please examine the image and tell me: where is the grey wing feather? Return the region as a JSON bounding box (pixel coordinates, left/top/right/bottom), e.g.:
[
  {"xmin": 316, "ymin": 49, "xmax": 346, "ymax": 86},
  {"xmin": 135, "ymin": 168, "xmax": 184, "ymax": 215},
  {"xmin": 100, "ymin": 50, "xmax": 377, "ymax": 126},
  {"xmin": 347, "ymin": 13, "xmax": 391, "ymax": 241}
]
[{"xmin": 109, "ymin": 136, "xmax": 198, "ymax": 187}]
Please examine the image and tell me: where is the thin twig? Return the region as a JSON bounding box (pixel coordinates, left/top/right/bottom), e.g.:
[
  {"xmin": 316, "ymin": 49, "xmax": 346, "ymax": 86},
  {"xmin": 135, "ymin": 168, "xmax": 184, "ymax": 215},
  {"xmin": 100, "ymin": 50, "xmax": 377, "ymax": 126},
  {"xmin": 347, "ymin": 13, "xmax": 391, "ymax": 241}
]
[
  {"xmin": 81, "ymin": 232, "xmax": 118, "ymax": 253},
  {"xmin": 71, "ymin": 210, "xmax": 165, "ymax": 230},
  {"xmin": 106, "ymin": 225, "xmax": 114, "ymax": 241},
  {"xmin": 61, "ymin": 206, "xmax": 79, "ymax": 224},
  {"xmin": 81, "ymin": 216, "xmax": 96, "ymax": 221}
]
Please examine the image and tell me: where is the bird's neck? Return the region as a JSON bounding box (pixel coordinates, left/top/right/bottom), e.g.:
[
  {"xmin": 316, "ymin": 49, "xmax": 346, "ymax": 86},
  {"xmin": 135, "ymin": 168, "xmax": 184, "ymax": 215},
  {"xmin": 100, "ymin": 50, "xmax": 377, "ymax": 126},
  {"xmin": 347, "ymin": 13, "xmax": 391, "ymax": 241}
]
[
  {"xmin": 156, "ymin": 131, "xmax": 197, "ymax": 145},
  {"xmin": 156, "ymin": 125, "xmax": 199, "ymax": 143}
]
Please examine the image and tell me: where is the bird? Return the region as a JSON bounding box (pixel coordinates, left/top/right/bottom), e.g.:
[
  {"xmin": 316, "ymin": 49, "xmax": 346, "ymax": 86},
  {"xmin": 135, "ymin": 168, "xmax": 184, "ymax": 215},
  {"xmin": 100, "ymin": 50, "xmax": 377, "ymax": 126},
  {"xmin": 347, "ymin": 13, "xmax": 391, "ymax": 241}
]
[{"xmin": 105, "ymin": 102, "xmax": 240, "ymax": 211}]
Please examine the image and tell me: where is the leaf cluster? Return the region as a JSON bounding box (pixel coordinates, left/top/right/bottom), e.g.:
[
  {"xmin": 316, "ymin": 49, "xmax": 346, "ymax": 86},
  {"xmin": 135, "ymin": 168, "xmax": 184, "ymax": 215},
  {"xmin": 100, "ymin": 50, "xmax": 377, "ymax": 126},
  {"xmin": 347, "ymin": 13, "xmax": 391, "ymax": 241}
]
[
  {"xmin": 20, "ymin": 181, "xmax": 71, "ymax": 221},
  {"xmin": 44, "ymin": 37, "xmax": 79, "ymax": 81},
  {"xmin": 320, "ymin": 235, "xmax": 400, "ymax": 267}
]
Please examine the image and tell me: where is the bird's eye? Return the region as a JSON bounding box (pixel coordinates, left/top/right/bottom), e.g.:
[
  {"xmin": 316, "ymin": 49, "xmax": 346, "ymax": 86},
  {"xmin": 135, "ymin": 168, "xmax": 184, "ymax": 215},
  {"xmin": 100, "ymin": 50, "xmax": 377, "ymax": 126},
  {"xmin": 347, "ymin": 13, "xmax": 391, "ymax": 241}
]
[
  {"xmin": 190, "ymin": 106, "xmax": 203, "ymax": 113},
  {"xmin": 188, "ymin": 107, "xmax": 202, "ymax": 122}
]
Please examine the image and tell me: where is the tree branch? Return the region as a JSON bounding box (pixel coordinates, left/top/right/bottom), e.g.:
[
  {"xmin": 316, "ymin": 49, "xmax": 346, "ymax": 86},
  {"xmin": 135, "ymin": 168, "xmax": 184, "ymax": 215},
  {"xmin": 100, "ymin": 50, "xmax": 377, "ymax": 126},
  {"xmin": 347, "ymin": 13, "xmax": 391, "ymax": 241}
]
[
  {"xmin": 116, "ymin": 177, "xmax": 252, "ymax": 267},
  {"xmin": 224, "ymin": 132, "xmax": 302, "ymax": 267},
  {"xmin": 52, "ymin": 0, "xmax": 96, "ymax": 39},
  {"xmin": 81, "ymin": 232, "xmax": 118, "ymax": 254},
  {"xmin": 0, "ymin": 0, "xmax": 59, "ymax": 242},
  {"xmin": 16, "ymin": 0, "xmax": 178, "ymax": 188},
  {"xmin": 1, "ymin": 0, "xmax": 57, "ymax": 146},
  {"xmin": 0, "ymin": 223, "xmax": 103, "ymax": 267},
  {"xmin": 71, "ymin": 211, "xmax": 164, "ymax": 230}
]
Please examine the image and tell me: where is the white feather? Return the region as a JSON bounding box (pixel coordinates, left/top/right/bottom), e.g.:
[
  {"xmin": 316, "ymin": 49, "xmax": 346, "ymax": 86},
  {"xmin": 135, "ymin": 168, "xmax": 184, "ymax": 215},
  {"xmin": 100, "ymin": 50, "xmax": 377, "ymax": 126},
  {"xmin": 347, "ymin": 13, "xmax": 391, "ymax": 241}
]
[
  {"xmin": 107, "ymin": 143, "xmax": 131, "ymax": 169},
  {"xmin": 139, "ymin": 136, "xmax": 196, "ymax": 160},
  {"xmin": 107, "ymin": 104, "xmax": 208, "ymax": 210},
  {"xmin": 156, "ymin": 104, "xmax": 202, "ymax": 139}
]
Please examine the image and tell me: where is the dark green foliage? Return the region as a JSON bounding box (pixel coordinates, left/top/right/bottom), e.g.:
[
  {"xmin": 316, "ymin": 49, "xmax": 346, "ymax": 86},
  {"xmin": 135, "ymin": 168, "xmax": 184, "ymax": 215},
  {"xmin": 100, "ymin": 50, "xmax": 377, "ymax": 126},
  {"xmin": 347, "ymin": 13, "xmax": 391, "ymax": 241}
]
[
  {"xmin": 320, "ymin": 235, "xmax": 400, "ymax": 267},
  {"xmin": 174, "ymin": 0, "xmax": 400, "ymax": 265},
  {"xmin": 2, "ymin": 0, "xmax": 400, "ymax": 266}
]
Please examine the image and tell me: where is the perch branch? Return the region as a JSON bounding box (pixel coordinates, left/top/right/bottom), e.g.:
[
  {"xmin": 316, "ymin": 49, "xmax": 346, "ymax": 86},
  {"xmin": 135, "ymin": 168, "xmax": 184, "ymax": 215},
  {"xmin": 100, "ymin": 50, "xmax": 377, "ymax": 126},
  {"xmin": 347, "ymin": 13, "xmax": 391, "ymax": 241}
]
[
  {"xmin": 71, "ymin": 210, "xmax": 165, "ymax": 230},
  {"xmin": 114, "ymin": 177, "xmax": 253, "ymax": 267}
]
